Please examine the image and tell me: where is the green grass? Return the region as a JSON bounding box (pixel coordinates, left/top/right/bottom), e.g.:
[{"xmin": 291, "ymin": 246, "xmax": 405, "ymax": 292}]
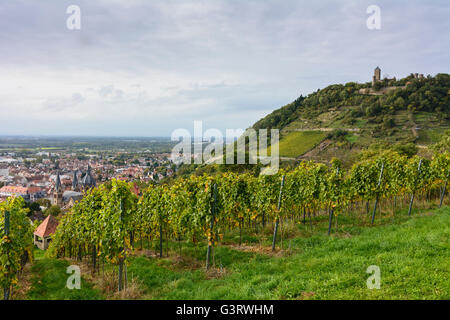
[
  {"xmin": 345, "ymin": 134, "xmax": 359, "ymax": 143},
  {"xmin": 270, "ymin": 131, "xmax": 326, "ymax": 158},
  {"xmin": 33, "ymin": 248, "xmax": 46, "ymax": 260},
  {"xmin": 353, "ymin": 119, "xmax": 368, "ymax": 128},
  {"xmin": 417, "ymin": 128, "xmax": 446, "ymax": 145},
  {"xmin": 27, "ymin": 258, "xmax": 103, "ymax": 300},
  {"xmin": 128, "ymin": 206, "xmax": 450, "ymax": 299},
  {"xmin": 414, "ymin": 112, "xmax": 438, "ymax": 124},
  {"xmin": 283, "ymin": 119, "xmax": 311, "ymax": 130}
]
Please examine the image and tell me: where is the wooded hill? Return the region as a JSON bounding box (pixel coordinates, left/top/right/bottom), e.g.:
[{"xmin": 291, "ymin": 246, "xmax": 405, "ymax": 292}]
[{"xmin": 252, "ymin": 73, "xmax": 450, "ymax": 166}]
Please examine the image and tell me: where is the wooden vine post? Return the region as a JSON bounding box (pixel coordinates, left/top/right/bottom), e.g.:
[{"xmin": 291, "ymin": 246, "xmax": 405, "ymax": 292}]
[
  {"xmin": 206, "ymin": 183, "xmax": 217, "ymax": 270},
  {"xmin": 408, "ymin": 159, "xmax": 423, "ymax": 216},
  {"xmin": 371, "ymin": 162, "xmax": 384, "ymax": 225},
  {"xmin": 328, "ymin": 168, "xmax": 340, "ymax": 235},
  {"xmin": 118, "ymin": 200, "xmax": 124, "ymax": 292},
  {"xmin": 159, "ymin": 223, "xmax": 163, "ymax": 258},
  {"xmin": 272, "ymin": 175, "xmax": 285, "ymax": 252},
  {"xmin": 3, "ymin": 210, "xmax": 10, "ymax": 300},
  {"xmin": 302, "ymin": 207, "xmax": 306, "ymax": 224}
]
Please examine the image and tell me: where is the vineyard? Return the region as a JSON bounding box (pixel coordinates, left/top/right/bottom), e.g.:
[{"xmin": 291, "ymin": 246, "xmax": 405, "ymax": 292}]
[
  {"xmin": 45, "ymin": 151, "xmax": 449, "ymax": 292},
  {"xmin": 1, "ymin": 152, "xmax": 449, "ymax": 298},
  {"xmin": 0, "ymin": 197, "xmax": 34, "ymax": 300}
]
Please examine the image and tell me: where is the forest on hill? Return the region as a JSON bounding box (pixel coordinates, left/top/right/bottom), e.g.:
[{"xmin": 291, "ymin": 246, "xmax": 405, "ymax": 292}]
[
  {"xmin": 253, "ymin": 73, "xmax": 450, "ymax": 131},
  {"xmin": 242, "ymin": 73, "xmax": 450, "ymax": 167}
]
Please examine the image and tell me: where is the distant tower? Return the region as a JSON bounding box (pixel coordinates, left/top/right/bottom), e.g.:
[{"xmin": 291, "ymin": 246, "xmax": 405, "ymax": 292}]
[
  {"xmin": 81, "ymin": 165, "xmax": 96, "ymax": 191},
  {"xmin": 72, "ymin": 170, "xmax": 79, "ymax": 191},
  {"xmin": 53, "ymin": 171, "xmax": 63, "ymax": 207},
  {"xmin": 372, "ymin": 66, "xmax": 381, "ymax": 86}
]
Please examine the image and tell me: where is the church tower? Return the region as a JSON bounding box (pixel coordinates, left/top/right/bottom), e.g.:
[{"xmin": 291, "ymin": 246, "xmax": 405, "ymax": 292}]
[
  {"xmin": 53, "ymin": 171, "xmax": 63, "ymax": 207},
  {"xmin": 72, "ymin": 170, "xmax": 79, "ymax": 192},
  {"xmin": 81, "ymin": 164, "xmax": 96, "ymax": 191}
]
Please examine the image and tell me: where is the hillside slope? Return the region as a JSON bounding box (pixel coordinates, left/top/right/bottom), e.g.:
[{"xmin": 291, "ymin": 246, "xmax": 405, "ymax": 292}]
[{"xmin": 253, "ymin": 73, "xmax": 450, "ymax": 165}]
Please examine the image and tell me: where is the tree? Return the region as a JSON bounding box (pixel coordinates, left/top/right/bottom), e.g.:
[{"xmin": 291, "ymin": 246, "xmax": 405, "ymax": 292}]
[
  {"xmin": 25, "ymin": 202, "xmax": 41, "ymax": 216},
  {"xmin": 383, "ymin": 116, "xmax": 395, "ymax": 129},
  {"xmin": 373, "ymin": 81, "xmax": 383, "ymax": 91},
  {"xmin": 36, "ymin": 198, "xmax": 51, "ymax": 208},
  {"xmin": 393, "ymin": 143, "xmax": 418, "ymax": 158},
  {"xmin": 44, "ymin": 205, "xmax": 61, "ymax": 217},
  {"xmin": 394, "ymin": 97, "xmax": 405, "ymax": 109},
  {"xmin": 365, "ymin": 103, "xmax": 382, "ymax": 116}
]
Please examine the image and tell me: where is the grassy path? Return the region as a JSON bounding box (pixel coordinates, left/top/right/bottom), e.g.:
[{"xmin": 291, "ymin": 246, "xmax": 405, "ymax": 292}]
[{"xmin": 26, "ymin": 255, "xmax": 103, "ymax": 300}]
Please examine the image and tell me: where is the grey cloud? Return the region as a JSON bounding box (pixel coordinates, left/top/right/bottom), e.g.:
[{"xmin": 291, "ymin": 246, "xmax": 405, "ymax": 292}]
[
  {"xmin": 43, "ymin": 93, "xmax": 85, "ymax": 111},
  {"xmin": 72, "ymin": 93, "xmax": 85, "ymax": 103},
  {"xmin": 0, "ymin": 0, "xmax": 449, "ymax": 136},
  {"xmin": 99, "ymin": 85, "xmax": 123, "ymax": 99}
]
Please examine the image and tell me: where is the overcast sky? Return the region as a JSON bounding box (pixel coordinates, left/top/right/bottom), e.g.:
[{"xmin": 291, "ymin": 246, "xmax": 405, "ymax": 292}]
[{"xmin": 0, "ymin": 0, "xmax": 449, "ymax": 137}]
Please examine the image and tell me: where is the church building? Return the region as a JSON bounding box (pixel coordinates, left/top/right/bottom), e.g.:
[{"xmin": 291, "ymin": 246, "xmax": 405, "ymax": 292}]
[{"xmin": 52, "ymin": 165, "xmax": 97, "ymax": 207}]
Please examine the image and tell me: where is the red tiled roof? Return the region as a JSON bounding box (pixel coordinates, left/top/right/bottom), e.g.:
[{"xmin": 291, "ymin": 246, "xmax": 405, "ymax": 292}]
[
  {"xmin": 26, "ymin": 186, "xmax": 42, "ymax": 193},
  {"xmin": 0, "ymin": 186, "xmax": 28, "ymax": 194},
  {"xmin": 34, "ymin": 215, "xmax": 59, "ymax": 238},
  {"xmin": 0, "ymin": 185, "xmax": 42, "ymax": 194}
]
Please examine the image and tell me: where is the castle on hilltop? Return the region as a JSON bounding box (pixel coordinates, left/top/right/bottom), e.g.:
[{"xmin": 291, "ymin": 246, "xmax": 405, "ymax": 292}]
[
  {"xmin": 371, "ymin": 66, "xmax": 424, "ymax": 87},
  {"xmin": 372, "ymin": 66, "xmax": 381, "ymax": 86}
]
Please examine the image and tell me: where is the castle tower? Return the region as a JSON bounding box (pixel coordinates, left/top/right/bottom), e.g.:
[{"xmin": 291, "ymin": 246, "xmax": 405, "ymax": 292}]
[
  {"xmin": 375, "ymin": 66, "xmax": 381, "ymax": 81},
  {"xmin": 372, "ymin": 66, "xmax": 381, "ymax": 86},
  {"xmin": 53, "ymin": 171, "xmax": 63, "ymax": 207}
]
